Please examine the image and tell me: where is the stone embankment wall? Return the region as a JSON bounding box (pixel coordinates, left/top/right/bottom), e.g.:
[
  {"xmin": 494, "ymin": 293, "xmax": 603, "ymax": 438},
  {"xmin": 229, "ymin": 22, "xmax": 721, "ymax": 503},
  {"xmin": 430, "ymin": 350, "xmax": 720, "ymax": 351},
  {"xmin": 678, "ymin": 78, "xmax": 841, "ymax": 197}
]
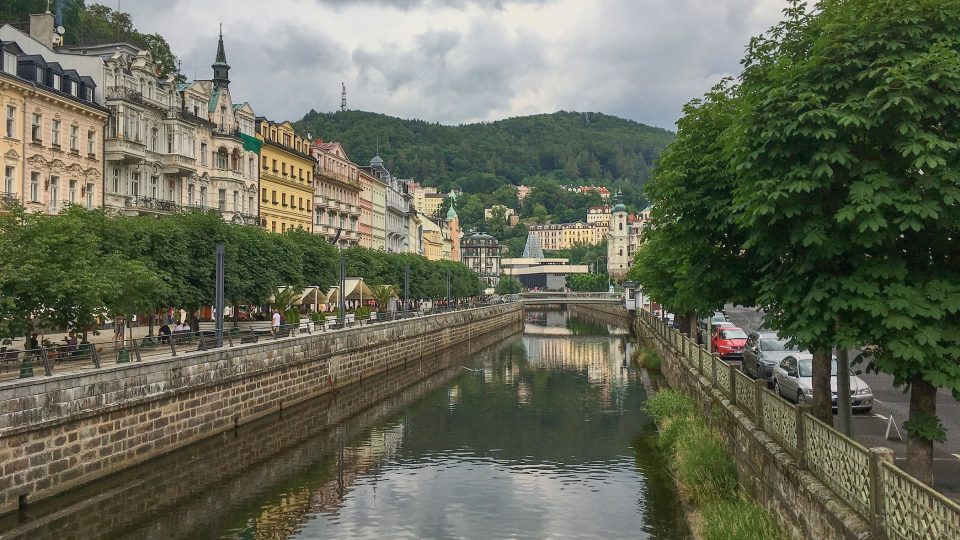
[
  {"xmin": 0, "ymin": 303, "xmax": 523, "ymax": 515},
  {"xmin": 1, "ymin": 323, "xmax": 520, "ymax": 539},
  {"xmin": 634, "ymin": 313, "xmax": 958, "ymax": 540},
  {"xmin": 567, "ymin": 303, "xmax": 632, "ymax": 327}
]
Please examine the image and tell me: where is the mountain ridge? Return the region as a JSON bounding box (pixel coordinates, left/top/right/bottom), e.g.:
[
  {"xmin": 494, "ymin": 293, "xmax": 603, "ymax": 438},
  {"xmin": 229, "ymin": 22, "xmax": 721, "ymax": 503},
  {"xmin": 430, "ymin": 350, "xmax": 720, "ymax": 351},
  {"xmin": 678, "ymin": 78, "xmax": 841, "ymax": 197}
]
[{"xmin": 294, "ymin": 109, "xmax": 674, "ymax": 190}]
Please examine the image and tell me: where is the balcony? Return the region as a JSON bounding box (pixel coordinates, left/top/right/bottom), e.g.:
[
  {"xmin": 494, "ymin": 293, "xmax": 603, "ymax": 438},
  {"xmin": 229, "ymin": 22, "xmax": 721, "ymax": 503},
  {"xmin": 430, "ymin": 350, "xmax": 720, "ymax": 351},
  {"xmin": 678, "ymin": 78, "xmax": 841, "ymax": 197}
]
[
  {"xmin": 105, "ymin": 86, "xmax": 144, "ymax": 104},
  {"xmin": 314, "ymin": 195, "xmax": 330, "ymax": 208},
  {"xmin": 124, "ymin": 196, "xmax": 179, "ymax": 214},
  {"xmin": 210, "ymin": 168, "xmax": 246, "ymax": 184},
  {"xmin": 212, "ymin": 126, "xmax": 241, "ymax": 141},
  {"xmin": 315, "ymin": 168, "xmax": 361, "ymax": 189},
  {"xmin": 161, "ymin": 153, "xmax": 197, "ymax": 175},
  {"xmin": 348, "ymin": 204, "xmax": 361, "ymax": 217},
  {"xmin": 104, "ymin": 136, "xmax": 146, "ymax": 163}
]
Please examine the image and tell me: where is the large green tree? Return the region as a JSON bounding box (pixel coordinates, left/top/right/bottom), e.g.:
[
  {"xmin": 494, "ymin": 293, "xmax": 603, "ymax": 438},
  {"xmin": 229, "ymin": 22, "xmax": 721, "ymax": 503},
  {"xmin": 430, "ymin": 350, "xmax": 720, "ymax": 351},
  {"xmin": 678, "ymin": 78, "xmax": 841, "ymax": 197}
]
[
  {"xmin": 628, "ymin": 81, "xmax": 757, "ymax": 336},
  {"xmin": 732, "ymin": 0, "xmax": 960, "ymax": 482}
]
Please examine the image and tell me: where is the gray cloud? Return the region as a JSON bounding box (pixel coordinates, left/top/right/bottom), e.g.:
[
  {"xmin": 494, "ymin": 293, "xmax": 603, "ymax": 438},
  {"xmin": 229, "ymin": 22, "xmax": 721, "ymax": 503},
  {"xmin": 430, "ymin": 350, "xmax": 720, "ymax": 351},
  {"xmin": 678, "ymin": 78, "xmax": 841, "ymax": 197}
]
[{"xmin": 99, "ymin": 0, "xmax": 784, "ymax": 129}]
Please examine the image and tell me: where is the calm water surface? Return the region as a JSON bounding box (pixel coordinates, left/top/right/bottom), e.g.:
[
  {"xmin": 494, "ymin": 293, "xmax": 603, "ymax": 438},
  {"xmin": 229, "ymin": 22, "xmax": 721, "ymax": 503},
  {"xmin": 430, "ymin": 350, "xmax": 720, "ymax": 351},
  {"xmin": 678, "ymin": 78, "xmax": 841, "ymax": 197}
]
[{"xmin": 1, "ymin": 309, "xmax": 687, "ymax": 540}]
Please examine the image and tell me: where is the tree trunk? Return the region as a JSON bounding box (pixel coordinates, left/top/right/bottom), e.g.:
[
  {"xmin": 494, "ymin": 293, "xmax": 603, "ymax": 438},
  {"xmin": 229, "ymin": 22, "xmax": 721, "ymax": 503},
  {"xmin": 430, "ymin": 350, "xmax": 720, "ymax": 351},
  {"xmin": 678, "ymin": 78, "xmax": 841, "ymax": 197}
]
[
  {"xmin": 836, "ymin": 348, "xmax": 852, "ymax": 436},
  {"xmin": 812, "ymin": 347, "xmax": 834, "ymax": 425},
  {"xmin": 906, "ymin": 377, "xmax": 936, "ymax": 486},
  {"xmin": 684, "ymin": 311, "xmax": 697, "ymax": 338},
  {"xmin": 147, "ymin": 313, "xmax": 155, "ymax": 337},
  {"xmin": 232, "ymin": 304, "xmax": 240, "ymax": 327}
]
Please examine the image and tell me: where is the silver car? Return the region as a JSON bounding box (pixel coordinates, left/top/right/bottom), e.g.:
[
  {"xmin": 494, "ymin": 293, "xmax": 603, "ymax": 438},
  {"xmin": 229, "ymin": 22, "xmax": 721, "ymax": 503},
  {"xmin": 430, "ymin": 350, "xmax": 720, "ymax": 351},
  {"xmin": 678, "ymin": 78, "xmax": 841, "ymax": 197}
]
[
  {"xmin": 772, "ymin": 354, "xmax": 874, "ymax": 413},
  {"xmin": 742, "ymin": 331, "xmax": 801, "ymax": 381}
]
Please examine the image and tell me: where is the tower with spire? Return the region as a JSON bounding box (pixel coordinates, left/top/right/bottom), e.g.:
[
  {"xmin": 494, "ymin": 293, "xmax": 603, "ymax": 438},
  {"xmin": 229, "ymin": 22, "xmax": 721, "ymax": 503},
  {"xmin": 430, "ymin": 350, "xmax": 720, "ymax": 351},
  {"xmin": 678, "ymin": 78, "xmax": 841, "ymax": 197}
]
[
  {"xmin": 446, "ymin": 193, "xmax": 461, "ymax": 262},
  {"xmin": 212, "ymin": 23, "xmax": 230, "ymax": 88}
]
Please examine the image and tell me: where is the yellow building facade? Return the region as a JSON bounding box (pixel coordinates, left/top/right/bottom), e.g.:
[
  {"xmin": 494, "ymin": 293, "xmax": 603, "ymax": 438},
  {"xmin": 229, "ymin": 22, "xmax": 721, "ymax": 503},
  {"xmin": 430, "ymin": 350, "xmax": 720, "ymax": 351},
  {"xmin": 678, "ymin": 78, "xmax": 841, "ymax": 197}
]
[
  {"xmin": 256, "ymin": 118, "xmax": 315, "ymax": 233},
  {"xmin": 1, "ymin": 41, "xmax": 107, "ymax": 214}
]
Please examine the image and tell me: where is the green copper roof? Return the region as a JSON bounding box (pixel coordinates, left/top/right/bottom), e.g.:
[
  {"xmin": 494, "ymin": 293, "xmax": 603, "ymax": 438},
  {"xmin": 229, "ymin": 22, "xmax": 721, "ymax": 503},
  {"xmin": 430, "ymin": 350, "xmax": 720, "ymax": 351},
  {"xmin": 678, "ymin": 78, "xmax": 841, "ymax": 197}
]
[
  {"xmin": 240, "ymin": 133, "xmax": 262, "ymax": 153},
  {"xmin": 612, "ymin": 203, "xmax": 626, "ymax": 212},
  {"xmin": 208, "ymin": 86, "xmax": 220, "ymax": 113},
  {"xmin": 446, "ymin": 205, "xmax": 458, "ymax": 220}
]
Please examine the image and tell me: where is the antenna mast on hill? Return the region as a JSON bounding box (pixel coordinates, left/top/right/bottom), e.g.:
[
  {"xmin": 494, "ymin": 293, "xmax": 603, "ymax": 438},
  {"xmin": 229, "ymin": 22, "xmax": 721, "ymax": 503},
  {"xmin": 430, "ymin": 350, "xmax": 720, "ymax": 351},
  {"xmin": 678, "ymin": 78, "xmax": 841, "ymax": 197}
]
[{"xmin": 341, "ymin": 82, "xmax": 347, "ymax": 112}]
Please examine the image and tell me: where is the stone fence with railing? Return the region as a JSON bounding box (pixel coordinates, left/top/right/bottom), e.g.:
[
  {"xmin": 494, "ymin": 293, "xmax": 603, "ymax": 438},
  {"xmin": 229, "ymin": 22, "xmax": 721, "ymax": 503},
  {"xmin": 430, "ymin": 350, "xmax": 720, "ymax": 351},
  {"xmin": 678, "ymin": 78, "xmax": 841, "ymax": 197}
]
[{"xmin": 637, "ymin": 310, "xmax": 960, "ymax": 540}]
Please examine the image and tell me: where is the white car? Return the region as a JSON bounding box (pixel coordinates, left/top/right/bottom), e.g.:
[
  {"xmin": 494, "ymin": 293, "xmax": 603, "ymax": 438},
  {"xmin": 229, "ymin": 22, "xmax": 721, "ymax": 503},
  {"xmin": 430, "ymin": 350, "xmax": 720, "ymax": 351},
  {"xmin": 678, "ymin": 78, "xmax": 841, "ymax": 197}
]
[{"xmin": 772, "ymin": 354, "xmax": 873, "ymax": 413}]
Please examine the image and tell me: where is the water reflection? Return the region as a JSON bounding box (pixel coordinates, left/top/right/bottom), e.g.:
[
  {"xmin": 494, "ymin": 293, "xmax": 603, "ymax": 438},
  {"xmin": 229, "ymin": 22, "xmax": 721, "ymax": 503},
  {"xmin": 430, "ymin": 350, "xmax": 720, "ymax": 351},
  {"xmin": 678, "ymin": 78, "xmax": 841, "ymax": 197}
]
[{"xmin": 0, "ymin": 309, "xmax": 686, "ymax": 540}]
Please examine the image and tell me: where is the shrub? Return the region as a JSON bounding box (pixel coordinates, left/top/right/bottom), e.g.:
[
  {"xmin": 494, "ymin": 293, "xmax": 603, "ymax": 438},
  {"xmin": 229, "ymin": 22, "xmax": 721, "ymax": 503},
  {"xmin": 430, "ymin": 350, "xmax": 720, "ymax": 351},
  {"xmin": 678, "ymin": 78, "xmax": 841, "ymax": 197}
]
[
  {"xmin": 701, "ymin": 497, "xmax": 781, "ymax": 540},
  {"xmin": 355, "ymin": 306, "xmax": 372, "ymax": 320},
  {"xmin": 309, "ymin": 313, "xmax": 325, "ymax": 323},
  {"xmin": 632, "ymin": 346, "xmax": 662, "ymax": 370},
  {"xmin": 284, "ymin": 308, "xmax": 300, "ymax": 326},
  {"xmin": 657, "ymin": 415, "xmax": 698, "ymax": 455},
  {"xmin": 673, "ymin": 422, "xmax": 737, "ymax": 503},
  {"xmin": 644, "ymin": 389, "xmax": 694, "ymax": 420}
]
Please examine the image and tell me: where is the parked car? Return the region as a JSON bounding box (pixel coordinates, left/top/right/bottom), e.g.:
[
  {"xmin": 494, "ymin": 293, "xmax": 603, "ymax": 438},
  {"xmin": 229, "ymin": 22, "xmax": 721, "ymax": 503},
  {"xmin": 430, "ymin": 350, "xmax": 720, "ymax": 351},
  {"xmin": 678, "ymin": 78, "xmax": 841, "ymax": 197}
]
[
  {"xmin": 712, "ymin": 326, "xmax": 748, "ymax": 360},
  {"xmin": 697, "ymin": 311, "xmax": 729, "ymax": 344},
  {"xmin": 742, "ymin": 331, "xmax": 802, "ymax": 381},
  {"xmin": 772, "ymin": 354, "xmax": 873, "ymax": 413}
]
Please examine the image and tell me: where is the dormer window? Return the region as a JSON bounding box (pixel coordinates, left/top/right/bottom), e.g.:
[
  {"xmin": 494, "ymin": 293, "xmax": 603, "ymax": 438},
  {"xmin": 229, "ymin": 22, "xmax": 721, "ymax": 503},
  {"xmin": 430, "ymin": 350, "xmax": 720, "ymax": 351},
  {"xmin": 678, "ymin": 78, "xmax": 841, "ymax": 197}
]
[
  {"xmin": 36, "ymin": 67, "xmax": 44, "ymax": 83},
  {"xmin": 85, "ymin": 88, "xmax": 93, "ymax": 101},
  {"xmin": 70, "ymin": 82, "xmax": 78, "ymax": 97},
  {"xmin": 53, "ymin": 74, "xmax": 61, "ymax": 91},
  {"xmin": 2, "ymin": 51, "xmax": 15, "ymax": 75}
]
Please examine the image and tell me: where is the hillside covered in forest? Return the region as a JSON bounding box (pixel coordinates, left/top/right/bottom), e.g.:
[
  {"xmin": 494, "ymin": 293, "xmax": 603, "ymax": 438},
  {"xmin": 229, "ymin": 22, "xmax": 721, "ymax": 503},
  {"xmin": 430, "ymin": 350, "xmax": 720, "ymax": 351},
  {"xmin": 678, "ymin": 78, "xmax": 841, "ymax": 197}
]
[{"xmin": 295, "ymin": 110, "xmax": 674, "ymax": 190}]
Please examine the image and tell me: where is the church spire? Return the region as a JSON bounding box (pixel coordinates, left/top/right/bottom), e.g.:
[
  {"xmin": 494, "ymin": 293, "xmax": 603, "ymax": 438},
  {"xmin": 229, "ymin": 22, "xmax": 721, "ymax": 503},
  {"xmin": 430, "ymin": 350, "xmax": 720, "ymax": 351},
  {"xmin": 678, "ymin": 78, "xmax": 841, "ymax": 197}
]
[{"xmin": 212, "ymin": 23, "xmax": 230, "ymax": 87}]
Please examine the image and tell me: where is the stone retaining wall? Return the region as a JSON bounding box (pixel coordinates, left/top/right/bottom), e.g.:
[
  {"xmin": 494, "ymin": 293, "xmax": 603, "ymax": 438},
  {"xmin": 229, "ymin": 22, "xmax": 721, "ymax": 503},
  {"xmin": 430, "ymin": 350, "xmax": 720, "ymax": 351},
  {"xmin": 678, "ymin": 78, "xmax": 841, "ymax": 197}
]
[
  {"xmin": 0, "ymin": 303, "xmax": 523, "ymax": 515},
  {"xmin": 1, "ymin": 321, "xmax": 521, "ymax": 539},
  {"xmin": 567, "ymin": 303, "xmax": 632, "ymax": 327},
  {"xmin": 635, "ymin": 314, "xmax": 872, "ymax": 540}
]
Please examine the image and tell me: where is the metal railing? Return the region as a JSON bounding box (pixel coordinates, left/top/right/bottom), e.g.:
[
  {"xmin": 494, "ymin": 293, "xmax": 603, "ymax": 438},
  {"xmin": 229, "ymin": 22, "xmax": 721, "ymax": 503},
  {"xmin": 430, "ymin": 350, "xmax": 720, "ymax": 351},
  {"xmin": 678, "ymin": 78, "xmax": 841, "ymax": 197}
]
[
  {"xmin": 1, "ymin": 300, "xmax": 515, "ymax": 383},
  {"xmin": 637, "ymin": 309, "xmax": 960, "ymax": 540}
]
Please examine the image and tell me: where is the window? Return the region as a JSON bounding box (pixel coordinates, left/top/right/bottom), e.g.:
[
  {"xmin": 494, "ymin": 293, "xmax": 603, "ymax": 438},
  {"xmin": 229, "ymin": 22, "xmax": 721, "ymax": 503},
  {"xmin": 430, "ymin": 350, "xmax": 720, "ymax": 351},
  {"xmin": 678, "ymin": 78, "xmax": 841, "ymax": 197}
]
[
  {"xmin": 272, "ymin": 159, "xmax": 277, "ymax": 172},
  {"xmin": 68, "ymin": 180, "xmax": 76, "ymax": 203},
  {"xmin": 50, "ymin": 176, "xmax": 59, "ymax": 206},
  {"xmin": 232, "ymin": 190, "xmax": 238, "ymax": 211},
  {"xmin": 70, "ymin": 126, "xmax": 78, "ymax": 151},
  {"xmin": 150, "ymin": 176, "xmax": 158, "ymax": 199},
  {"xmin": 85, "ymin": 87, "xmax": 93, "ymax": 102},
  {"xmin": 262, "ymin": 188, "xmax": 268, "ymax": 202},
  {"xmin": 167, "ymin": 132, "xmax": 174, "ymax": 153},
  {"xmin": 151, "ymin": 127, "xmax": 158, "ymax": 152},
  {"xmin": 5, "ymin": 106, "xmax": 14, "ymax": 137},
  {"xmin": 248, "ymin": 157, "xmax": 254, "ymax": 177},
  {"xmin": 262, "ymin": 156, "xmax": 268, "ymax": 169},
  {"xmin": 86, "ymin": 183, "xmax": 94, "ymax": 209},
  {"xmin": 216, "ymin": 149, "xmax": 228, "ymax": 170},
  {"xmin": 271, "ymin": 221, "xmax": 276, "ymax": 232},
  {"xmin": 53, "ymin": 74, "xmax": 61, "ymax": 91},
  {"xmin": 281, "ymin": 193, "xmax": 287, "ymax": 207},
  {"xmin": 187, "ymin": 184, "xmax": 195, "ymax": 206},
  {"xmin": 281, "ymin": 163, "xmax": 287, "ymax": 176},
  {"xmin": 36, "ymin": 67, "xmax": 43, "ymax": 83},
  {"xmin": 131, "ymin": 172, "xmax": 140, "ymax": 197},
  {"xmin": 200, "ymin": 143, "xmax": 208, "ymax": 165},
  {"xmin": 271, "ymin": 190, "xmax": 277, "ymax": 204},
  {"xmin": 30, "ymin": 172, "xmax": 39, "ymax": 202},
  {"xmin": 51, "ymin": 119, "xmax": 60, "ymax": 147},
  {"xmin": 220, "ymin": 106, "xmax": 226, "ymax": 129},
  {"xmin": 298, "ymin": 197, "xmax": 303, "ymax": 210},
  {"xmin": 32, "ymin": 114, "xmax": 41, "ymax": 141},
  {"xmin": 281, "ymin": 223, "xmax": 286, "ymax": 232},
  {"xmin": 3, "ymin": 166, "xmax": 13, "ymax": 194},
  {"xmin": 248, "ymin": 196, "xmax": 253, "ymax": 212},
  {"xmin": 218, "ymin": 189, "xmax": 226, "ymax": 211},
  {"xmin": 200, "ymin": 186, "xmax": 207, "ymax": 207},
  {"xmin": 112, "ymin": 168, "xmax": 121, "ymax": 193}
]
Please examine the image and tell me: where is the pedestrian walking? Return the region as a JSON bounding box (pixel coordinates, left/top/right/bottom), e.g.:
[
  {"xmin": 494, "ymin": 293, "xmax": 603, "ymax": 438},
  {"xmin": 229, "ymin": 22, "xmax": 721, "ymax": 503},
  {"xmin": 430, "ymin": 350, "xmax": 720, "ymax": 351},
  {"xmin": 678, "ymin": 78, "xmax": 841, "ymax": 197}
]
[
  {"xmin": 272, "ymin": 308, "xmax": 281, "ymax": 337},
  {"xmin": 113, "ymin": 317, "xmax": 125, "ymax": 345}
]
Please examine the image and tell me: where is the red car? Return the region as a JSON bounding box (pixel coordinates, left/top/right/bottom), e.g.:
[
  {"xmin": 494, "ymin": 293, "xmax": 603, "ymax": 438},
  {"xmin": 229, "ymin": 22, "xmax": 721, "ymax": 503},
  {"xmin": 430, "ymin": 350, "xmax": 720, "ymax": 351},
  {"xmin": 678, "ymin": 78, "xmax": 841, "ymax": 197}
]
[{"xmin": 712, "ymin": 326, "xmax": 748, "ymax": 360}]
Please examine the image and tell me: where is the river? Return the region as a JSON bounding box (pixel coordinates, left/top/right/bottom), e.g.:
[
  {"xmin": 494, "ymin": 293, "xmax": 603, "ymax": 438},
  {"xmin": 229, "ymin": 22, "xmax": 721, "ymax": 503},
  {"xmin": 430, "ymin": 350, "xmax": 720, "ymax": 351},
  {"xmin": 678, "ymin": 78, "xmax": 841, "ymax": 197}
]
[{"xmin": 0, "ymin": 308, "xmax": 687, "ymax": 539}]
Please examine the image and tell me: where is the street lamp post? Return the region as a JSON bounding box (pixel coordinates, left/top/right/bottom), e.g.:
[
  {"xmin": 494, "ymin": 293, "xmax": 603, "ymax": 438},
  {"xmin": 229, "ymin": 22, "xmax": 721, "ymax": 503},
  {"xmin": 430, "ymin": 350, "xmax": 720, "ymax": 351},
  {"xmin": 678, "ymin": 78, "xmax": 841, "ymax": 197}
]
[
  {"xmin": 446, "ymin": 269, "xmax": 452, "ymax": 311},
  {"xmin": 404, "ymin": 264, "xmax": 410, "ymax": 319}
]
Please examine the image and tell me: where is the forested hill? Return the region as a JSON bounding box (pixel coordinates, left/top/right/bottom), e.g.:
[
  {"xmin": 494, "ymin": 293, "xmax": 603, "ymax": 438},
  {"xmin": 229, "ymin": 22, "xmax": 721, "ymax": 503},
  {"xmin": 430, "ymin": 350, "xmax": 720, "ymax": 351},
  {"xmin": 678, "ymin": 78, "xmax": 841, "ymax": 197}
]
[{"xmin": 295, "ymin": 110, "xmax": 674, "ymax": 189}]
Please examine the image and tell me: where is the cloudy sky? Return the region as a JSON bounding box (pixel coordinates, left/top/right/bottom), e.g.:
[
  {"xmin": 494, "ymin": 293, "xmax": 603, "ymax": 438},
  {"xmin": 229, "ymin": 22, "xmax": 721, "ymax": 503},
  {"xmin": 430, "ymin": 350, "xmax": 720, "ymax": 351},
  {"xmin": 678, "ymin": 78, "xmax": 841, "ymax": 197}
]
[{"xmin": 97, "ymin": 0, "xmax": 786, "ymax": 129}]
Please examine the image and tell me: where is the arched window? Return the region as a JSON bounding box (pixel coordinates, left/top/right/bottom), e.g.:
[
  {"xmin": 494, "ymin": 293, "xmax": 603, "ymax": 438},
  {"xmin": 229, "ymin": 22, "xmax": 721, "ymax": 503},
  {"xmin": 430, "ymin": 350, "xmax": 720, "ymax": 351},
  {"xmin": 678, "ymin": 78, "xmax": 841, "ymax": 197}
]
[
  {"xmin": 220, "ymin": 106, "xmax": 226, "ymax": 129},
  {"xmin": 619, "ymin": 248, "xmax": 624, "ymax": 256},
  {"xmin": 619, "ymin": 222, "xmax": 623, "ymax": 231}
]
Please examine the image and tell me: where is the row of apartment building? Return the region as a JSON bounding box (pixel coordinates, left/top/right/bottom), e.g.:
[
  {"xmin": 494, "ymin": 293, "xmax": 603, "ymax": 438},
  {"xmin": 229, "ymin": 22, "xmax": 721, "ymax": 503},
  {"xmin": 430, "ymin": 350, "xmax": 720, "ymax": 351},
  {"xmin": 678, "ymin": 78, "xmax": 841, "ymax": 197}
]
[{"xmin": 0, "ymin": 13, "xmax": 475, "ymax": 263}]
